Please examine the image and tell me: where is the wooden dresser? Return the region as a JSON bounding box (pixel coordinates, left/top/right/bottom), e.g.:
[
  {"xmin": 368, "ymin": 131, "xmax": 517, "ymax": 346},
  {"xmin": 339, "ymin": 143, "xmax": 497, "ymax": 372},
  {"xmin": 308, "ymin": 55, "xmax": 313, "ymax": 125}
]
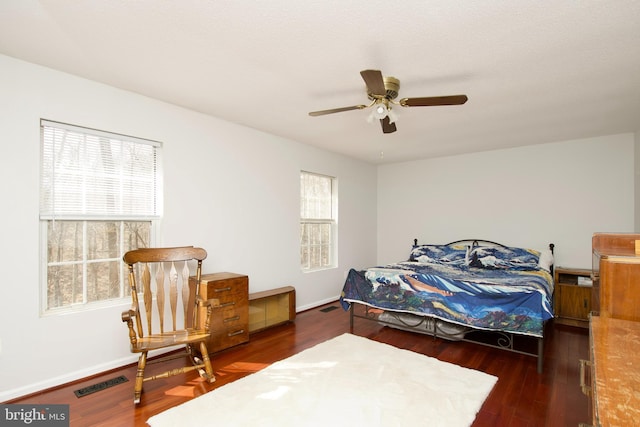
[
  {"xmin": 587, "ymin": 316, "xmax": 640, "ymax": 426},
  {"xmin": 190, "ymin": 272, "xmax": 249, "ymax": 353},
  {"xmin": 592, "ymin": 232, "xmax": 640, "ymax": 320}
]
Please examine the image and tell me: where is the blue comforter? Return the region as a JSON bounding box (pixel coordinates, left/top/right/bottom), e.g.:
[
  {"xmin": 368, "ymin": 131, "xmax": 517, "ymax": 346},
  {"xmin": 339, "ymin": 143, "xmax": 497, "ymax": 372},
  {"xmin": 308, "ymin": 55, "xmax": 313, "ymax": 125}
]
[{"xmin": 340, "ymin": 259, "xmax": 554, "ymax": 338}]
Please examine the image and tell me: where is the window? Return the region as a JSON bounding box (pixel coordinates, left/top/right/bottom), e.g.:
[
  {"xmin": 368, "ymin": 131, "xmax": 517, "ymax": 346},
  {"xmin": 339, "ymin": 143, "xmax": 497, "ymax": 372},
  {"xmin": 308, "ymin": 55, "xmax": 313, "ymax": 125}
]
[
  {"xmin": 300, "ymin": 171, "xmax": 337, "ymax": 271},
  {"xmin": 40, "ymin": 120, "xmax": 161, "ymax": 314}
]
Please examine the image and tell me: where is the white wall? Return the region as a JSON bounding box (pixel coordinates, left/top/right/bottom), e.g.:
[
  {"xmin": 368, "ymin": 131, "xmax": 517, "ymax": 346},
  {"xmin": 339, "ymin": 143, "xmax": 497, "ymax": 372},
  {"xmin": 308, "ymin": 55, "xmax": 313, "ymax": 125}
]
[
  {"xmin": 0, "ymin": 55, "xmax": 377, "ymax": 400},
  {"xmin": 635, "ymin": 131, "xmax": 640, "ymax": 232},
  {"xmin": 377, "ymin": 134, "xmax": 635, "ymax": 269}
]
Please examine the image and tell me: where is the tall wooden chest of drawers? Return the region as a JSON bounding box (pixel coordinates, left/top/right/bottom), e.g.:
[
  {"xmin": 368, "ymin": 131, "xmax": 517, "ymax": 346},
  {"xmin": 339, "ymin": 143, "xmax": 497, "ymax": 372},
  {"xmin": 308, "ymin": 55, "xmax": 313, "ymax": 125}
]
[
  {"xmin": 190, "ymin": 272, "xmax": 249, "ymax": 353},
  {"xmin": 592, "ymin": 232, "xmax": 640, "ymax": 320}
]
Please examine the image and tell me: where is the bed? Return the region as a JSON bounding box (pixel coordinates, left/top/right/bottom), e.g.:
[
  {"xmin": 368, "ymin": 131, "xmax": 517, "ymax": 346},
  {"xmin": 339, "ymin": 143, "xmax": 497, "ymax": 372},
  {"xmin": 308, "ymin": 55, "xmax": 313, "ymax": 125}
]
[{"xmin": 339, "ymin": 239, "xmax": 555, "ymax": 373}]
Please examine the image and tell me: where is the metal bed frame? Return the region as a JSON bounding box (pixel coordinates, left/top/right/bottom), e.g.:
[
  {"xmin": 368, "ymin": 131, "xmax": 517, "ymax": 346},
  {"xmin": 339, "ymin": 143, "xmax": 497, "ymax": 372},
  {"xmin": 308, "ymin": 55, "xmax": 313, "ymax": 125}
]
[{"xmin": 347, "ymin": 238, "xmax": 555, "ymax": 374}]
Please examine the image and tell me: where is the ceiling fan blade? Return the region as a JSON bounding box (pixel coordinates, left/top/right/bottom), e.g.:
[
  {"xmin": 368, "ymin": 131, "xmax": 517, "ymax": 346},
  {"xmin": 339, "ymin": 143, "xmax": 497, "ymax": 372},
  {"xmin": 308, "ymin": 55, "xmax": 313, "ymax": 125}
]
[
  {"xmin": 400, "ymin": 95, "xmax": 468, "ymax": 107},
  {"xmin": 380, "ymin": 116, "xmax": 397, "ymax": 134},
  {"xmin": 309, "ymin": 104, "xmax": 367, "ymax": 116},
  {"xmin": 360, "ymin": 69, "xmax": 386, "ymax": 96}
]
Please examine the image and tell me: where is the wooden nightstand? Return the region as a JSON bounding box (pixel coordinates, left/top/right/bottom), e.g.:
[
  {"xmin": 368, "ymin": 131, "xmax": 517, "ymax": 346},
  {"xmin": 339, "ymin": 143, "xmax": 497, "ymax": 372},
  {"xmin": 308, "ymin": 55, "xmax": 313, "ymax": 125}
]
[
  {"xmin": 189, "ymin": 272, "xmax": 249, "ymax": 353},
  {"xmin": 554, "ymin": 267, "xmax": 592, "ymax": 328}
]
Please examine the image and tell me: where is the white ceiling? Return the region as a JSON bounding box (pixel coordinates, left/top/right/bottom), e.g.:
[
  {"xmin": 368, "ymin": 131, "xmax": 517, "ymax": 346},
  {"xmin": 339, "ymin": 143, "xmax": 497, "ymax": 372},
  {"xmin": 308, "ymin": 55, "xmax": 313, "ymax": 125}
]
[{"xmin": 1, "ymin": 1, "xmax": 639, "ymax": 164}]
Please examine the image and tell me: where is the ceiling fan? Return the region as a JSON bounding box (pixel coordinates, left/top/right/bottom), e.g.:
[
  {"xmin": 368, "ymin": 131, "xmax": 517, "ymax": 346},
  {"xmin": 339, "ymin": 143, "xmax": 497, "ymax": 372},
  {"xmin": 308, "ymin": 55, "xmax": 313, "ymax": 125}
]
[{"xmin": 308, "ymin": 69, "xmax": 468, "ymax": 134}]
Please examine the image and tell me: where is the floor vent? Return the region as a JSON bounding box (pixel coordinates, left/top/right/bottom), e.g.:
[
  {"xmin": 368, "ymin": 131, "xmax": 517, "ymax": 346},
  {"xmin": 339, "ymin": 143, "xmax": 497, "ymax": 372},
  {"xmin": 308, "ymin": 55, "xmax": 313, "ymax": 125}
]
[
  {"xmin": 74, "ymin": 375, "xmax": 129, "ymax": 398},
  {"xmin": 320, "ymin": 305, "xmax": 339, "ymax": 313}
]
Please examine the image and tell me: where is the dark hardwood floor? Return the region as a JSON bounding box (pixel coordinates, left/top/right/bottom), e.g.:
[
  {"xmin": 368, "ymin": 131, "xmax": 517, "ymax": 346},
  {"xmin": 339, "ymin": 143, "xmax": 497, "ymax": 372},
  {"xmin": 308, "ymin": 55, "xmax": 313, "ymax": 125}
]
[{"xmin": 8, "ymin": 301, "xmax": 590, "ymax": 426}]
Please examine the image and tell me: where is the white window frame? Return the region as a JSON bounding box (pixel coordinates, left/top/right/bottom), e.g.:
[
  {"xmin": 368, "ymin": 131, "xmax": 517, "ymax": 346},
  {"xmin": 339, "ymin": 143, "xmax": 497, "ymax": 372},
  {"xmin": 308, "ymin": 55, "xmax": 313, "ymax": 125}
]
[
  {"xmin": 39, "ymin": 120, "xmax": 162, "ymax": 315},
  {"xmin": 300, "ymin": 171, "xmax": 338, "ymax": 272}
]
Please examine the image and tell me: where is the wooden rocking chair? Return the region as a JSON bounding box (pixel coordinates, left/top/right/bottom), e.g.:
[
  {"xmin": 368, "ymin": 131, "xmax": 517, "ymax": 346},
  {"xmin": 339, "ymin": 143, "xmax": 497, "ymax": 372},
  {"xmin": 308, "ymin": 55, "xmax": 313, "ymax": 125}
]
[{"xmin": 121, "ymin": 247, "xmax": 216, "ymax": 404}]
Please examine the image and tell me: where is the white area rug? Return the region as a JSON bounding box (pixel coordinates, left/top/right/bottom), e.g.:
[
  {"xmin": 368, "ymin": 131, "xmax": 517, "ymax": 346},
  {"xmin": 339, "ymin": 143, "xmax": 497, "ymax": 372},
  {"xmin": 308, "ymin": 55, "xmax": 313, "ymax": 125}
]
[{"xmin": 147, "ymin": 333, "xmax": 497, "ymax": 427}]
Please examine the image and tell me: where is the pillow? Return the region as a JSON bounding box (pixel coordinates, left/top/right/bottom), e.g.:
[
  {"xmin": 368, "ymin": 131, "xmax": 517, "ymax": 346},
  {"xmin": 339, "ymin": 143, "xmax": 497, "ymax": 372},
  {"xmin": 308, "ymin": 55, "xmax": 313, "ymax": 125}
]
[
  {"xmin": 467, "ymin": 246, "xmax": 541, "ymax": 270},
  {"xmin": 409, "ymin": 244, "xmax": 468, "ymax": 264},
  {"xmin": 537, "ymin": 249, "xmax": 554, "ymax": 272}
]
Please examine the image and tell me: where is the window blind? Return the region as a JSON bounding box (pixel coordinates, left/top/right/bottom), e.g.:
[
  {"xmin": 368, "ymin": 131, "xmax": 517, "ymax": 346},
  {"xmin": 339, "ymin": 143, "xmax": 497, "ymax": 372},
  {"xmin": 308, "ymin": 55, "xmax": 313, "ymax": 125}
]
[
  {"xmin": 300, "ymin": 171, "xmax": 333, "ymax": 220},
  {"xmin": 40, "ymin": 120, "xmax": 161, "ymax": 220}
]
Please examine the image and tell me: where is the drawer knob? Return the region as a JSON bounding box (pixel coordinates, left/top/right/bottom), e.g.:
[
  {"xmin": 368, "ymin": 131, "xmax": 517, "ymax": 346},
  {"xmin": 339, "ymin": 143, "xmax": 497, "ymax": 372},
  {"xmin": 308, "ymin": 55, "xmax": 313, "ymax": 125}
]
[{"xmin": 217, "ymin": 301, "xmax": 236, "ymax": 308}]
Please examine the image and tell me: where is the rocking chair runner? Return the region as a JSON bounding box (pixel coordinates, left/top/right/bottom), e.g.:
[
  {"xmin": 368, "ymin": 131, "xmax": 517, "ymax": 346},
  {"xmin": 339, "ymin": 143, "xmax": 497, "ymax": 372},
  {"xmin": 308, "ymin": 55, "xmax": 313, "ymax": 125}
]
[{"xmin": 121, "ymin": 246, "xmax": 217, "ymax": 404}]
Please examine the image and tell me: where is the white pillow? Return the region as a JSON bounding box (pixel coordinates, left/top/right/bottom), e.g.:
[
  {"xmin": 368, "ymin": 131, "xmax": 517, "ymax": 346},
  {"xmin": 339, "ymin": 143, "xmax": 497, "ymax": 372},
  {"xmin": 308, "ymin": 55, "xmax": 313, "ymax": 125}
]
[{"xmin": 538, "ymin": 249, "xmax": 554, "ymax": 271}]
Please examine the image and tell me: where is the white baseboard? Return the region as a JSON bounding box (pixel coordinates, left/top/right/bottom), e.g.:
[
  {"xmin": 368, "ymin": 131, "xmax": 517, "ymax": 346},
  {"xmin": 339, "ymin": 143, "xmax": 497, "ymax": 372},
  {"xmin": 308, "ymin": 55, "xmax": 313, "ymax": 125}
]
[
  {"xmin": 0, "ymin": 348, "xmax": 175, "ymax": 402},
  {"xmin": 296, "ymin": 295, "xmax": 341, "ymax": 312}
]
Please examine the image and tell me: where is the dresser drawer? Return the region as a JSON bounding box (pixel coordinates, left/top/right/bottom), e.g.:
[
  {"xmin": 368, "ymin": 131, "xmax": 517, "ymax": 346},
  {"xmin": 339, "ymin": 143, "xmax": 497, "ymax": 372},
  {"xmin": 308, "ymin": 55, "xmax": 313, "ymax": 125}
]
[
  {"xmin": 206, "ymin": 277, "xmax": 247, "ymax": 298},
  {"xmin": 209, "ymin": 304, "xmax": 249, "ymax": 350}
]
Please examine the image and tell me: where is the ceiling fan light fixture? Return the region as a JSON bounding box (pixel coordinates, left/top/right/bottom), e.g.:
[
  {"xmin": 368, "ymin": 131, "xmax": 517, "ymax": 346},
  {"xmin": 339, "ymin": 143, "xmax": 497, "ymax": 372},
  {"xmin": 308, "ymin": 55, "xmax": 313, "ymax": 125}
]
[
  {"xmin": 372, "ymin": 102, "xmax": 388, "ymax": 119},
  {"xmin": 367, "ymin": 102, "xmax": 387, "ymax": 123},
  {"xmin": 387, "ymin": 108, "xmax": 398, "ymax": 124},
  {"xmin": 366, "ymin": 109, "xmax": 377, "ymax": 123},
  {"xmin": 367, "ymin": 101, "xmax": 399, "ymax": 124}
]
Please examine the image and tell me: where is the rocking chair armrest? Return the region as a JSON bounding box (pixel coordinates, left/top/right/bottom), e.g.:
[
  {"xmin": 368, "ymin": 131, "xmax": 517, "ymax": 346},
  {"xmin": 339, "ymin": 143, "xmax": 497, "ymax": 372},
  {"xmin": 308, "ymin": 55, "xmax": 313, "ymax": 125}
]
[
  {"xmin": 195, "ymin": 296, "xmax": 220, "ymax": 308},
  {"xmin": 121, "ymin": 307, "xmax": 138, "ymax": 323},
  {"xmin": 194, "ymin": 296, "xmax": 218, "ymax": 334},
  {"xmin": 121, "ymin": 307, "xmax": 139, "ymax": 348}
]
